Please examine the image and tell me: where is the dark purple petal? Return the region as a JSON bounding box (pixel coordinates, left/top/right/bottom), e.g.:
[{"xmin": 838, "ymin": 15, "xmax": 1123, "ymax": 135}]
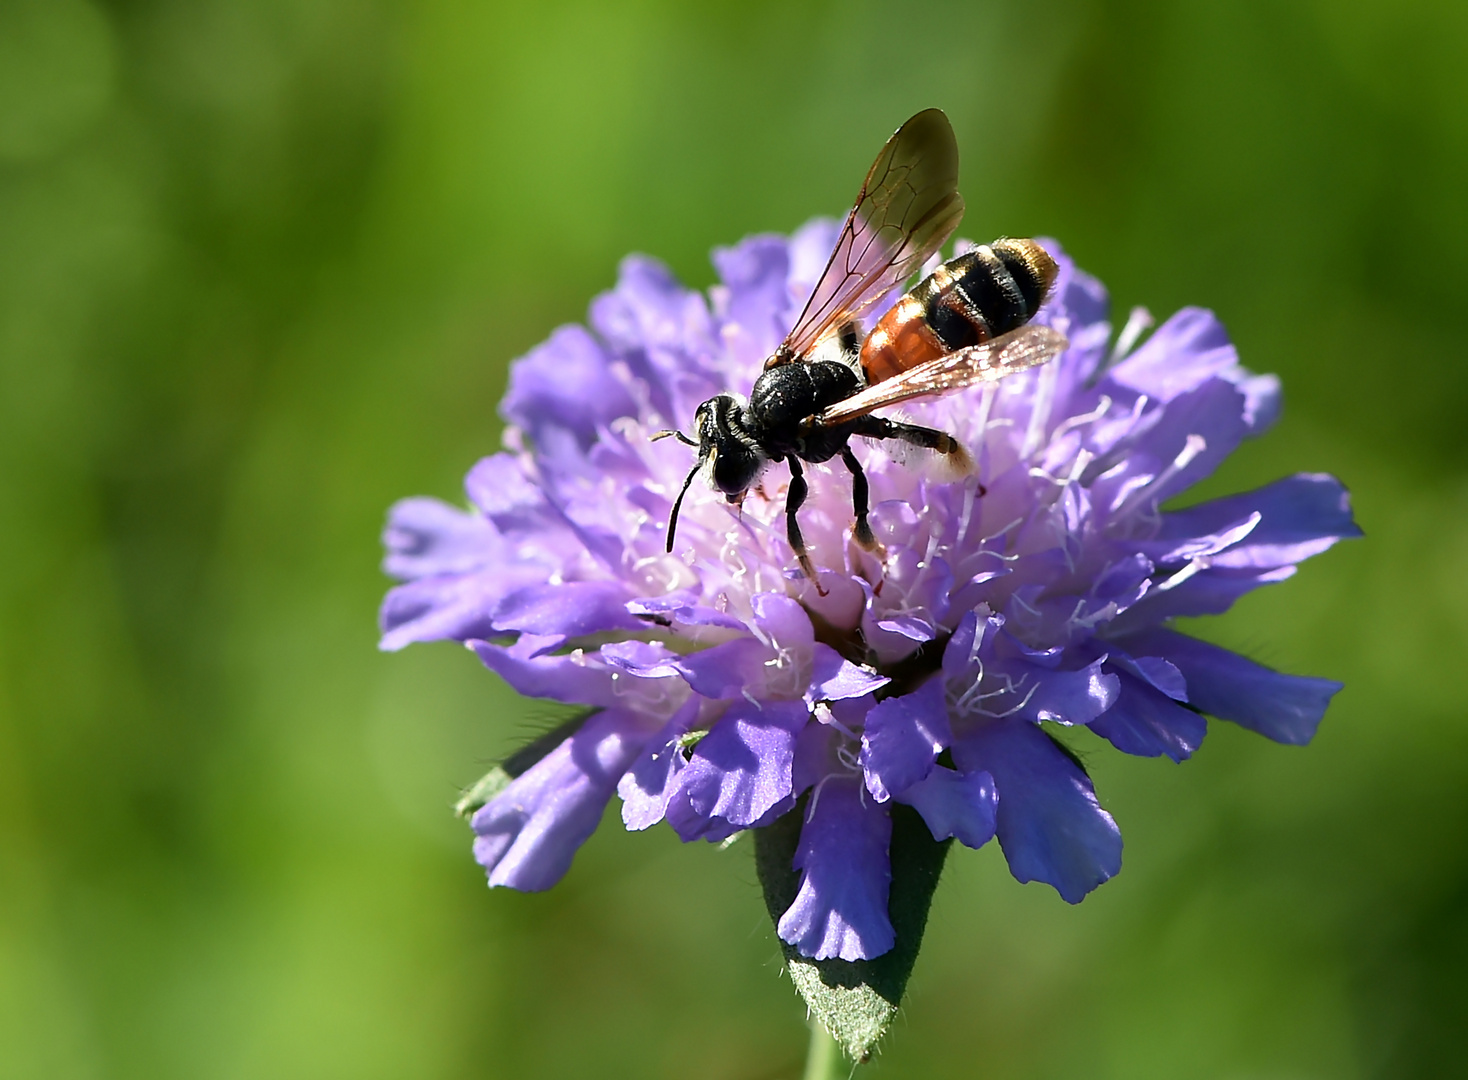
[
  {"xmin": 1113, "ymin": 565, "xmax": 1296, "ymax": 627},
  {"xmin": 379, "ymin": 575, "xmax": 502, "ymax": 652},
  {"xmin": 1135, "ymin": 513, "xmax": 1261, "ymax": 567},
  {"xmin": 1037, "ymin": 240, "xmax": 1109, "ymax": 328},
  {"xmin": 673, "ymin": 638, "xmax": 772, "ymax": 700},
  {"xmin": 626, "ymin": 592, "xmax": 747, "ymax": 632},
  {"xmin": 1117, "ymin": 628, "xmax": 1340, "ymax": 745},
  {"xmin": 1110, "ymin": 652, "xmax": 1188, "ymax": 701},
  {"xmin": 599, "ymin": 639, "xmax": 683, "ymax": 679},
  {"xmin": 1226, "ymin": 370, "xmax": 1281, "ymax": 433},
  {"xmin": 1155, "ymin": 473, "xmax": 1362, "ymax": 570},
  {"xmin": 860, "ymin": 677, "xmax": 950, "ymax": 802},
  {"xmin": 1087, "ymin": 378, "xmax": 1250, "ymax": 515},
  {"xmin": 464, "ymin": 454, "xmax": 557, "ymax": 535},
  {"xmin": 471, "ymin": 708, "xmax": 652, "ymax": 890},
  {"xmin": 1089, "ymin": 670, "xmax": 1206, "ymax": 762},
  {"xmin": 711, "ymin": 234, "xmax": 792, "ymax": 364},
  {"xmin": 500, "ymin": 324, "xmax": 637, "ymax": 447},
  {"xmin": 469, "ymin": 637, "xmax": 619, "ymax": 708},
  {"xmin": 776, "ymin": 778, "xmax": 895, "ymax": 961},
  {"xmin": 956, "ymin": 721, "xmax": 1122, "ymax": 902},
  {"xmin": 1107, "ymin": 307, "xmax": 1237, "ymax": 402},
  {"xmin": 493, "ymin": 581, "xmax": 641, "ymax": 638},
  {"xmin": 791, "ymin": 717, "xmax": 841, "ymax": 795},
  {"xmin": 1006, "ymin": 655, "xmax": 1121, "ymax": 726},
  {"xmin": 808, "ymin": 645, "xmax": 888, "ymax": 703},
  {"xmin": 896, "ymin": 766, "xmax": 997, "ymax": 849},
  {"xmin": 676, "ymin": 700, "xmax": 809, "ymax": 827},
  {"xmin": 941, "ymin": 610, "xmax": 991, "ymax": 681},
  {"xmin": 618, "ymin": 697, "xmax": 703, "ymax": 830},
  {"xmin": 382, "ymin": 497, "xmax": 496, "ymax": 581}
]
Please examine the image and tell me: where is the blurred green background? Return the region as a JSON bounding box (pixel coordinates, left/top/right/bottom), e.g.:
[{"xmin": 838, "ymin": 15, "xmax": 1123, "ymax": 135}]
[{"xmin": 2, "ymin": 0, "xmax": 1466, "ymax": 1077}]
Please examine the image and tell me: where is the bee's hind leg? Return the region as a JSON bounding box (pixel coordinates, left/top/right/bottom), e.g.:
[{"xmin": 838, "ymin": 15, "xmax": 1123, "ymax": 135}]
[{"xmin": 853, "ymin": 416, "xmax": 976, "ymax": 480}]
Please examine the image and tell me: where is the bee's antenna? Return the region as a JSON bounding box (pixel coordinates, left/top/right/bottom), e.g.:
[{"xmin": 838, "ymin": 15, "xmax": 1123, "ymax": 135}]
[
  {"xmin": 665, "ymin": 460, "xmax": 703, "ymax": 553},
  {"xmin": 652, "ymin": 429, "xmax": 698, "ymax": 447}
]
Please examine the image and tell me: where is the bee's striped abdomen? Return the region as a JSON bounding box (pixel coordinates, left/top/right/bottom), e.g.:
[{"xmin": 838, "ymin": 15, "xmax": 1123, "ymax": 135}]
[{"xmin": 859, "ymin": 237, "xmax": 1058, "ymax": 385}]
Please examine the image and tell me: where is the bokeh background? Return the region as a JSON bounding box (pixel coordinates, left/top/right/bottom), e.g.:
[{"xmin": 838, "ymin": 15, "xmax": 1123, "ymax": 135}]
[{"xmin": 3, "ymin": 0, "xmax": 1466, "ymax": 1077}]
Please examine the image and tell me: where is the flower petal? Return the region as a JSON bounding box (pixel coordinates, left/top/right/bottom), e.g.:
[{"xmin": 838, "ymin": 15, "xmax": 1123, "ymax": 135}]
[
  {"xmin": 500, "ymin": 324, "xmax": 637, "ymax": 448},
  {"xmin": 860, "ymin": 677, "xmax": 950, "ymax": 802},
  {"xmin": 471, "ymin": 708, "xmax": 652, "ymax": 890},
  {"xmin": 1117, "ymin": 628, "xmax": 1340, "ymax": 745},
  {"xmin": 672, "ymin": 638, "xmax": 772, "ymax": 700},
  {"xmin": 1155, "ymin": 473, "xmax": 1362, "ymax": 570},
  {"xmin": 676, "ymin": 700, "xmax": 809, "ymax": 828},
  {"xmin": 382, "ymin": 497, "xmax": 497, "ymax": 580},
  {"xmin": 1088, "ymin": 670, "xmax": 1206, "ymax": 761},
  {"xmin": 956, "ymin": 721, "xmax": 1122, "ymax": 902},
  {"xmin": 618, "ymin": 697, "xmax": 704, "ymax": 830},
  {"xmin": 379, "ymin": 575, "xmax": 501, "ymax": 652},
  {"xmin": 776, "ymin": 778, "xmax": 895, "ymax": 961},
  {"xmin": 469, "ymin": 637, "xmax": 618, "ymax": 708},
  {"xmin": 895, "ymin": 766, "xmax": 997, "ymax": 849},
  {"xmin": 493, "ymin": 581, "xmax": 641, "ymax": 638},
  {"xmin": 1107, "ymin": 307, "xmax": 1238, "ymax": 402},
  {"xmin": 808, "ymin": 644, "xmax": 888, "ymax": 703}
]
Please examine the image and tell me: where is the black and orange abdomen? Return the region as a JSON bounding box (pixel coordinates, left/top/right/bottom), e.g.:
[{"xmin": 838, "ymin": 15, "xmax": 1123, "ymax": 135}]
[{"xmin": 859, "ymin": 237, "xmax": 1058, "ymax": 385}]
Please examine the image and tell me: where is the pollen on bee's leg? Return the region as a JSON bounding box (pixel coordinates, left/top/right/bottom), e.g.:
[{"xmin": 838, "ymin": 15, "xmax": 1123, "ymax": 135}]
[
  {"xmin": 934, "ymin": 439, "xmax": 975, "ymax": 481},
  {"xmin": 853, "ymin": 518, "xmax": 886, "ymax": 557}
]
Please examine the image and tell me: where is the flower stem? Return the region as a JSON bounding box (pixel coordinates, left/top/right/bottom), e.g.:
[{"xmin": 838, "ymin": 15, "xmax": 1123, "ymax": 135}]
[{"xmin": 802, "ymin": 1020, "xmax": 848, "ymax": 1080}]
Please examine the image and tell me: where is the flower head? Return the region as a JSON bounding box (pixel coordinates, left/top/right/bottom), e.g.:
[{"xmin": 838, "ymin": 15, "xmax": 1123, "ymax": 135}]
[{"xmin": 380, "ymin": 221, "xmax": 1358, "ymax": 961}]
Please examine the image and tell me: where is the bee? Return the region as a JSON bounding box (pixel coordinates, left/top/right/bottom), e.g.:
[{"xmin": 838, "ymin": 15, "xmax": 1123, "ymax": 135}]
[{"xmin": 658, "ymin": 109, "xmax": 1066, "ymax": 581}]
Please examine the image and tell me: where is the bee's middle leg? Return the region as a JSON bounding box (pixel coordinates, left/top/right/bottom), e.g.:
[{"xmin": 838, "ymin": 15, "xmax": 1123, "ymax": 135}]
[
  {"xmin": 839, "ymin": 446, "xmax": 879, "ymax": 550},
  {"xmin": 783, "ymin": 457, "xmax": 822, "ymax": 587}
]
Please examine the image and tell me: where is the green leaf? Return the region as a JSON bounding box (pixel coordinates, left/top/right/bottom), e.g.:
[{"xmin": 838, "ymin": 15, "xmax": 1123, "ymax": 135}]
[
  {"xmin": 452, "ymin": 711, "xmax": 595, "ymax": 819},
  {"xmin": 754, "ymin": 799, "xmax": 952, "ymax": 1063}
]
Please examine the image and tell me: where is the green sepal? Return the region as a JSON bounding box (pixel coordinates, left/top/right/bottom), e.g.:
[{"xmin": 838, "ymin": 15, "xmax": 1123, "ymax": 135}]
[
  {"xmin": 754, "ymin": 799, "xmax": 952, "ymax": 1063},
  {"xmin": 452, "ymin": 710, "xmax": 596, "ymax": 819}
]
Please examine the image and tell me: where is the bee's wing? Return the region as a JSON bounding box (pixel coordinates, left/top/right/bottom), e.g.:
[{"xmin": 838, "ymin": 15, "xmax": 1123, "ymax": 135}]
[
  {"xmin": 769, "ymin": 109, "xmax": 964, "ymax": 367},
  {"xmin": 817, "ymin": 325, "xmax": 1067, "ymax": 424}
]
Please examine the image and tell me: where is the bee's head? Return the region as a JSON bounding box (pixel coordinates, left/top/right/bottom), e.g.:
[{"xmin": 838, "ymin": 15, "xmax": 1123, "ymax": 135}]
[
  {"xmin": 660, "ymin": 394, "xmax": 768, "ymax": 555},
  {"xmin": 695, "ymin": 395, "xmax": 766, "ymax": 500}
]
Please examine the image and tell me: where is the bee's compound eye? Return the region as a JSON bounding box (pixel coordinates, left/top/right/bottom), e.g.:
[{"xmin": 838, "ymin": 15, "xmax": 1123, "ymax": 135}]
[{"xmin": 710, "ymin": 442, "xmax": 761, "ymax": 498}]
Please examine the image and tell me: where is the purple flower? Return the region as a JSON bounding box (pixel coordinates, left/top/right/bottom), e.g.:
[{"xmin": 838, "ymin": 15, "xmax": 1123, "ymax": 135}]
[{"xmin": 380, "ymin": 221, "xmax": 1358, "ymax": 961}]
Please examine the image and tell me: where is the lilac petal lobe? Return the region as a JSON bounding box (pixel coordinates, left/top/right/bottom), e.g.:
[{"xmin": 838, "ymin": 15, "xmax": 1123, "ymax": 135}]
[
  {"xmin": 860, "ymin": 677, "xmax": 951, "ymax": 802},
  {"xmin": 500, "ymin": 324, "xmax": 636, "ymax": 446},
  {"xmin": 673, "ymin": 638, "xmax": 773, "ymax": 700},
  {"xmin": 1116, "ymin": 628, "xmax": 1339, "ymax": 745},
  {"xmin": 382, "ymin": 497, "xmax": 496, "ymax": 580},
  {"xmin": 1088, "ymin": 671, "xmax": 1207, "ymax": 761},
  {"xmin": 379, "ymin": 576, "xmax": 502, "ymax": 651},
  {"xmin": 1157, "ymin": 473, "xmax": 1362, "ymax": 570},
  {"xmin": 493, "ymin": 581, "xmax": 640, "ymax": 638},
  {"xmin": 469, "ymin": 638, "xmax": 618, "ymax": 708},
  {"xmin": 618, "ymin": 697, "xmax": 704, "ymax": 830},
  {"xmin": 471, "ymin": 708, "xmax": 652, "ymax": 890},
  {"xmin": 895, "ymin": 766, "xmax": 997, "ymax": 849},
  {"xmin": 676, "ymin": 700, "xmax": 809, "ymax": 827},
  {"xmin": 776, "ymin": 778, "xmax": 896, "ymax": 961},
  {"xmin": 956, "ymin": 721, "xmax": 1122, "ymax": 902},
  {"xmin": 1108, "ymin": 307, "xmax": 1237, "ymax": 401},
  {"xmin": 808, "ymin": 644, "xmax": 888, "ymax": 703}
]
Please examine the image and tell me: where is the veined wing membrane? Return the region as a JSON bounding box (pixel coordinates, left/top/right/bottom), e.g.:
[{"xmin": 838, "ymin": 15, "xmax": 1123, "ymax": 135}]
[
  {"xmin": 770, "ymin": 109, "xmax": 964, "ymax": 366},
  {"xmin": 818, "ymin": 325, "xmax": 1068, "ymax": 424}
]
